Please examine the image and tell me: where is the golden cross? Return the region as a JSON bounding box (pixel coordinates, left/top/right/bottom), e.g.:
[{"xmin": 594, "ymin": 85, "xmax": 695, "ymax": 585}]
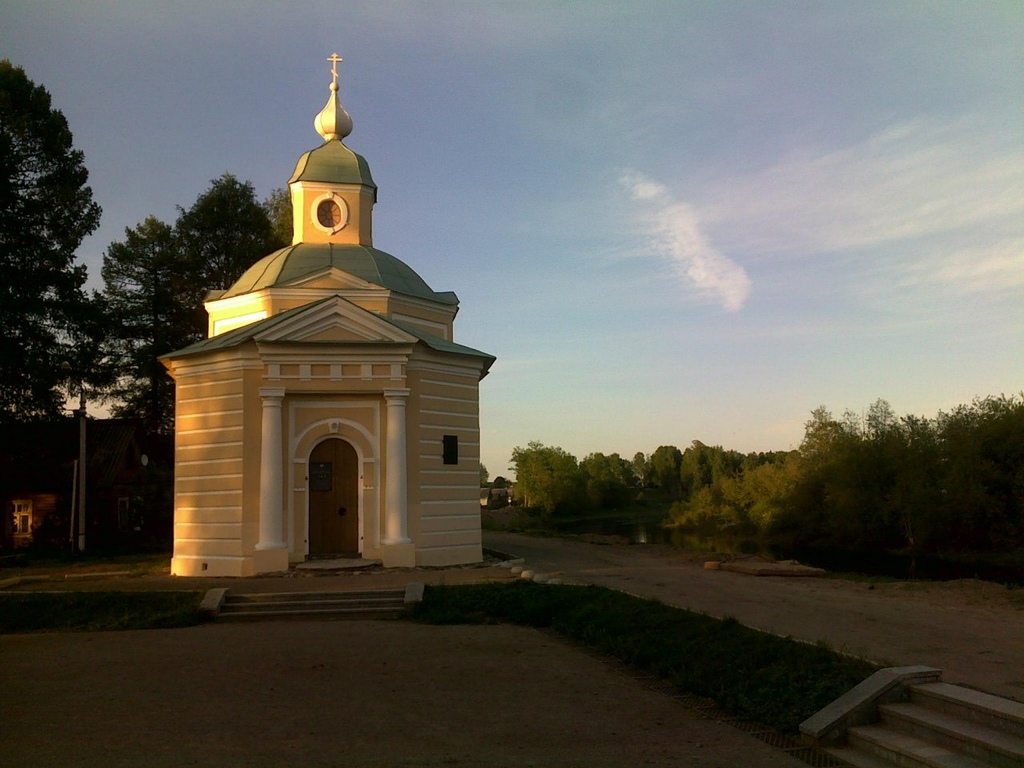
[{"xmin": 327, "ymin": 53, "xmax": 343, "ymax": 86}]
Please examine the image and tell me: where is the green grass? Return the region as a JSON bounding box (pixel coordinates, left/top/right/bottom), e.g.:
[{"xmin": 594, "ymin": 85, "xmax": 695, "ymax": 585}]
[
  {"xmin": 0, "ymin": 591, "xmax": 207, "ymax": 633},
  {"xmin": 0, "ymin": 551, "xmax": 172, "ymax": 579},
  {"xmin": 412, "ymin": 581, "xmax": 878, "ymax": 733}
]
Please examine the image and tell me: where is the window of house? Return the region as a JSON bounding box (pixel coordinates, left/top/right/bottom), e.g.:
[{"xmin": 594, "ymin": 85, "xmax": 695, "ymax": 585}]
[
  {"xmin": 118, "ymin": 497, "xmax": 131, "ymax": 531},
  {"xmin": 11, "ymin": 500, "xmax": 31, "ymax": 536}
]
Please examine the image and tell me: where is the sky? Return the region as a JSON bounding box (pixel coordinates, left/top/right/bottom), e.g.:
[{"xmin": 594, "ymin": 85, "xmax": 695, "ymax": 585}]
[{"xmin": 3, "ymin": 1, "xmax": 1022, "ymax": 478}]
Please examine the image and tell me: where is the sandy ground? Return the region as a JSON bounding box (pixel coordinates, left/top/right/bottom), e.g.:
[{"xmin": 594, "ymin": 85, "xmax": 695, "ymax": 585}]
[
  {"xmin": 2, "ymin": 621, "xmax": 806, "ymax": 768},
  {"xmin": 485, "ymin": 532, "xmax": 1024, "ymax": 702},
  {"xmin": 3, "ymin": 532, "xmax": 1023, "ymax": 766}
]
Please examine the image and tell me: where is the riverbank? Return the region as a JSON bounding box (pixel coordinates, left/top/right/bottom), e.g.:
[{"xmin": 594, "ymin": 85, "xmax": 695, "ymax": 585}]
[{"xmin": 484, "ymin": 531, "xmax": 1024, "ymax": 702}]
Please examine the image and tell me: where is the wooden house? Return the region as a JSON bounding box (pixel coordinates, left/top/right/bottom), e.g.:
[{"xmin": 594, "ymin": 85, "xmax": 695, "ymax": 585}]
[{"xmin": 0, "ymin": 419, "xmax": 172, "ymax": 551}]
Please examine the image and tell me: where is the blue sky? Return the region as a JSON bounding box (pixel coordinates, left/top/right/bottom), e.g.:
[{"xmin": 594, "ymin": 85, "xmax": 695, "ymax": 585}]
[{"xmin": 3, "ymin": 1, "xmax": 1022, "ymax": 478}]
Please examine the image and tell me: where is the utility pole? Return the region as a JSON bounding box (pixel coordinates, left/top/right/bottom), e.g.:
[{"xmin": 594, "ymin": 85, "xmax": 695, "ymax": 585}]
[{"xmin": 77, "ymin": 389, "xmax": 86, "ymax": 552}]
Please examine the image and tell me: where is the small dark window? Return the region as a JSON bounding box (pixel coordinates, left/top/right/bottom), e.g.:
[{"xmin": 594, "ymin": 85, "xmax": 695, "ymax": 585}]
[{"xmin": 442, "ymin": 435, "xmax": 459, "ymax": 465}]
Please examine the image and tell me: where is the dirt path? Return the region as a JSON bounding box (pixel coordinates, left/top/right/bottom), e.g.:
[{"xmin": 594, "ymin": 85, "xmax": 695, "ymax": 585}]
[
  {"xmin": 485, "ymin": 532, "xmax": 1024, "ymax": 702},
  {"xmin": 5, "ymin": 535, "xmax": 1023, "ymax": 765},
  {"xmin": 2, "ymin": 621, "xmax": 806, "ymax": 768}
]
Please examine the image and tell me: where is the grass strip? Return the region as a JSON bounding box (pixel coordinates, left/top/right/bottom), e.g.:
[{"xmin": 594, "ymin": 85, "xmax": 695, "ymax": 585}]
[
  {"xmin": 412, "ymin": 581, "xmax": 878, "ymax": 733},
  {"xmin": 0, "ymin": 591, "xmax": 207, "ymax": 634}
]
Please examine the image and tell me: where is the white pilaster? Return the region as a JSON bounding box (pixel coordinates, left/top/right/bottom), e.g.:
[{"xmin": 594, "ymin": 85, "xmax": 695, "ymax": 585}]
[
  {"xmin": 255, "ymin": 387, "xmax": 288, "ymax": 572},
  {"xmin": 383, "ymin": 388, "xmax": 411, "ymax": 546}
]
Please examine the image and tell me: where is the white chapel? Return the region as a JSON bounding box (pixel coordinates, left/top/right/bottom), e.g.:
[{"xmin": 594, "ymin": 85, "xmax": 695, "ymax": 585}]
[{"xmin": 162, "ymin": 56, "xmax": 495, "ymax": 576}]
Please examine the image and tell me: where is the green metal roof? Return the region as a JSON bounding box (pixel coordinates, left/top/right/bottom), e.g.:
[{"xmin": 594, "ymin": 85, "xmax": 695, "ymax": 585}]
[
  {"xmin": 221, "ymin": 242, "xmax": 459, "ymax": 305},
  {"xmin": 163, "ymin": 300, "xmax": 317, "ymax": 359},
  {"xmin": 162, "ymin": 297, "xmax": 494, "ymax": 374},
  {"xmin": 387, "ymin": 317, "xmax": 496, "ymax": 371},
  {"xmin": 289, "ymin": 139, "xmax": 376, "ymax": 188}
]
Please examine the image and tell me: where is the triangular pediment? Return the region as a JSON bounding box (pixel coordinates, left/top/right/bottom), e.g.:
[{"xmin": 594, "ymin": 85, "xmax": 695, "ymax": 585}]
[
  {"xmin": 284, "ymin": 267, "xmax": 383, "ymax": 293},
  {"xmin": 255, "ymin": 296, "xmax": 417, "ymax": 345}
]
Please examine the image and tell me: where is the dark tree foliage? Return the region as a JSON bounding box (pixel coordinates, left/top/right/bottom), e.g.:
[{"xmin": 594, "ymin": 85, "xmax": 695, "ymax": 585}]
[
  {"xmin": 100, "ymin": 175, "xmax": 282, "ymax": 428},
  {"xmin": 679, "ymin": 440, "xmax": 745, "ymax": 500},
  {"xmin": 0, "ymin": 60, "xmax": 102, "ymax": 421},
  {"xmin": 100, "ymin": 217, "xmax": 194, "ymax": 432},
  {"xmin": 580, "ymin": 452, "xmax": 636, "ymax": 509},
  {"xmin": 263, "ymin": 186, "xmax": 292, "ymax": 248},
  {"xmin": 936, "ymin": 396, "xmax": 1024, "ymax": 551},
  {"xmin": 177, "ymin": 173, "xmax": 278, "ymax": 286},
  {"xmin": 775, "ymin": 396, "xmax": 1024, "ymax": 553},
  {"xmin": 631, "ymin": 451, "xmax": 652, "ymax": 487},
  {"xmin": 650, "ymin": 445, "xmax": 683, "ymax": 497}
]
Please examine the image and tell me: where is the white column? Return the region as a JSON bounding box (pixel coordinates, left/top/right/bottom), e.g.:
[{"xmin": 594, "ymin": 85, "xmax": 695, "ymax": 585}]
[
  {"xmin": 383, "ymin": 388, "xmax": 411, "ymax": 545},
  {"xmin": 256, "ymin": 387, "xmax": 287, "ymax": 551}
]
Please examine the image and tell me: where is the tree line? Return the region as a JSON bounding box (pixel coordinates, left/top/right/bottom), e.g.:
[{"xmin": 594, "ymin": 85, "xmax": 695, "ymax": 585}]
[
  {"xmin": 0, "ymin": 60, "xmax": 291, "ymax": 430},
  {"xmin": 510, "ymin": 395, "xmax": 1024, "ymax": 556}
]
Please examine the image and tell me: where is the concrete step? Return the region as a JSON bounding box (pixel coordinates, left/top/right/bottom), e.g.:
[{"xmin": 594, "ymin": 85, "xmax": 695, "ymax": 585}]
[
  {"xmin": 217, "ymin": 589, "xmax": 407, "ymax": 621},
  {"xmin": 826, "ymin": 743, "xmax": 912, "ymax": 768},
  {"xmin": 221, "ymin": 598, "xmax": 405, "ymax": 614},
  {"xmin": 223, "ymin": 591, "xmax": 403, "ymax": 609},
  {"xmin": 911, "ymin": 683, "xmax": 1024, "ymax": 740},
  {"xmin": 230, "ymin": 593, "xmax": 401, "ymax": 606},
  {"xmin": 218, "ymin": 605, "xmax": 405, "ymax": 621},
  {"xmin": 846, "ymin": 723, "xmax": 993, "ymax": 768},
  {"xmin": 880, "ymin": 701, "xmax": 1024, "ymax": 768}
]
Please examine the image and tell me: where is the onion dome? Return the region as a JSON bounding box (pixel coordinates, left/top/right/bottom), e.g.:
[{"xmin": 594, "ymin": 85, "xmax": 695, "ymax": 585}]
[{"xmin": 290, "ymin": 53, "xmax": 375, "ymax": 190}]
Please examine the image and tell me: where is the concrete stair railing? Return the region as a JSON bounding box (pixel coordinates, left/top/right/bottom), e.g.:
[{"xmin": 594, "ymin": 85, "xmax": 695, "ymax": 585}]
[
  {"xmin": 199, "ymin": 583, "xmax": 424, "ymax": 621},
  {"xmin": 801, "ymin": 667, "xmax": 1024, "ymax": 768}
]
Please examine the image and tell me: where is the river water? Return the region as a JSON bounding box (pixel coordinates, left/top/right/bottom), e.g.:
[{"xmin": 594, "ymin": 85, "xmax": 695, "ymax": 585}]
[
  {"xmin": 553, "ymin": 515, "xmax": 768, "ymax": 555},
  {"xmin": 551, "ymin": 515, "xmax": 1023, "ymax": 582}
]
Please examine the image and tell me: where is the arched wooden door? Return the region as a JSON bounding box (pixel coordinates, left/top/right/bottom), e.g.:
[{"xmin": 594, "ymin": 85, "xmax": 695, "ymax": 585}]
[{"xmin": 308, "ymin": 438, "xmax": 359, "ymax": 556}]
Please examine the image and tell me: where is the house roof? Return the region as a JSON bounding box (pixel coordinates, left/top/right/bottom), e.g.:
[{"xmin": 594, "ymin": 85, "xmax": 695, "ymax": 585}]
[
  {"xmin": 219, "ymin": 242, "xmax": 458, "ymax": 305},
  {"xmin": 0, "ymin": 419, "xmax": 169, "ymax": 496}
]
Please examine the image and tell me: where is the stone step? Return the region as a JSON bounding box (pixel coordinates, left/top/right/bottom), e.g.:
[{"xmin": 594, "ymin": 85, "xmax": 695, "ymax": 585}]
[
  {"xmin": 880, "ymin": 701, "xmax": 1024, "ymax": 768},
  {"xmin": 912, "ymin": 683, "xmax": 1024, "ymax": 739},
  {"xmin": 215, "ymin": 589, "xmax": 408, "ymax": 621},
  {"xmin": 217, "ymin": 605, "xmax": 405, "ymax": 622},
  {"xmin": 221, "ymin": 597, "xmax": 404, "ymax": 613},
  {"xmin": 847, "ymin": 723, "xmax": 994, "ymax": 768},
  {"xmin": 825, "ymin": 743, "xmax": 911, "ymax": 768},
  {"xmin": 225, "ymin": 589, "xmax": 403, "ymax": 606}
]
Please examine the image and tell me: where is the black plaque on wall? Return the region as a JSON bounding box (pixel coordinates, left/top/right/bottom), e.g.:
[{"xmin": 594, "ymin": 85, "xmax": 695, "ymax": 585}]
[
  {"xmin": 310, "ymin": 462, "xmax": 332, "ymax": 491},
  {"xmin": 442, "ymin": 435, "xmax": 459, "ymax": 465}
]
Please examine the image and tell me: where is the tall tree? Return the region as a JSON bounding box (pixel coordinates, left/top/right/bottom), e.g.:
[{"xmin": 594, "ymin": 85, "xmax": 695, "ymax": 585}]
[
  {"xmin": 177, "ymin": 173, "xmax": 277, "ymax": 285},
  {"xmin": 0, "ymin": 60, "xmax": 102, "ymax": 421},
  {"xmin": 580, "ymin": 452, "xmax": 636, "ymax": 509},
  {"xmin": 510, "ymin": 441, "xmax": 584, "ymax": 514},
  {"xmin": 650, "ymin": 445, "xmax": 683, "ymax": 497},
  {"xmin": 631, "ymin": 451, "xmax": 651, "ymax": 487},
  {"xmin": 100, "ymin": 217, "xmax": 193, "ymax": 432},
  {"xmin": 99, "ymin": 175, "xmax": 282, "ymax": 427},
  {"xmin": 263, "ymin": 187, "xmax": 293, "ymax": 248}
]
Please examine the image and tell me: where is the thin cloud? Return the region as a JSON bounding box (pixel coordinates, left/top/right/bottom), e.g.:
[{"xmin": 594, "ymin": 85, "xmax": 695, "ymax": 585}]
[
  {"xmin": 621, "ymin": 172, "xmax": 752, "ymax": 312},
  {"xmin": 701, "ymin": 114, "xmax": 1024, "ymax": 274},
  {"xmin": 900, "ymin": 240, "xmax": 1024, "ymax": 296}
]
